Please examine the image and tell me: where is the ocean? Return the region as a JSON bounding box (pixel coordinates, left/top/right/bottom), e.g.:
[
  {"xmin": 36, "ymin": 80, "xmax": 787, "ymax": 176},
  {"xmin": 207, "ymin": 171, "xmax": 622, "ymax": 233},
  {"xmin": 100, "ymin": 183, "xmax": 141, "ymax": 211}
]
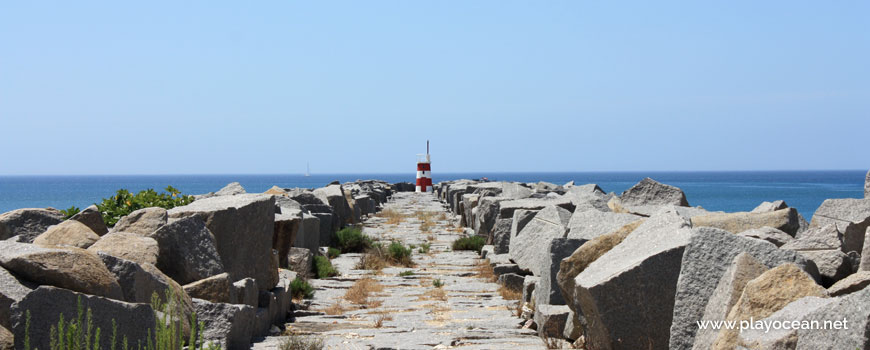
[{"xmin": 0, "ymin": 171, "xmax": 865, "ymax": 219}]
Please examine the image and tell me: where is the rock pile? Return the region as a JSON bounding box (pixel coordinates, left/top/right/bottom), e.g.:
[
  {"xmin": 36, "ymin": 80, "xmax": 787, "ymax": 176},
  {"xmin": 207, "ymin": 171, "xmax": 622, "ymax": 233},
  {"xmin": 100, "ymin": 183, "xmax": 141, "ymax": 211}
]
[
  {"xmin": 0, "ymin": 180, "xmax": 396, "ymax": 349},
  {"xmin": 436, "ymin": 171, "xmax": 870, "ymax": 349}
]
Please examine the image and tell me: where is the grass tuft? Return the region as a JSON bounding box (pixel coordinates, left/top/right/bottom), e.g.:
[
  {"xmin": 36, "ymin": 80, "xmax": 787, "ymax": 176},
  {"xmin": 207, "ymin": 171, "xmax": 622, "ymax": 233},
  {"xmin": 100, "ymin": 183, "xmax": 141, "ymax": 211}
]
[
  {"xmin": 290, "ymin": 278, "xmax": 315, "ymax": 300},
  {"xmin": 334, "ymin": 227, "xmax": 373, "ymax": 253},
  {"xmin": 452, "ymin": 235, "xmax": 486, "ymax": 252},
  {"xmin": 313, "ymin": 256, "xmax": 338, "ymax": 279}
]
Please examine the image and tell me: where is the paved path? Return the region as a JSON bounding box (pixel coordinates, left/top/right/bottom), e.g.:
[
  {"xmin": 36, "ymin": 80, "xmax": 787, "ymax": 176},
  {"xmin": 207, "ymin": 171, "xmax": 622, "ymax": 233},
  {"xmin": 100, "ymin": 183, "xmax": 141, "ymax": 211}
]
[{"xmin": 253, "ymin": 192, "xmax": 545, "ymax": 350}]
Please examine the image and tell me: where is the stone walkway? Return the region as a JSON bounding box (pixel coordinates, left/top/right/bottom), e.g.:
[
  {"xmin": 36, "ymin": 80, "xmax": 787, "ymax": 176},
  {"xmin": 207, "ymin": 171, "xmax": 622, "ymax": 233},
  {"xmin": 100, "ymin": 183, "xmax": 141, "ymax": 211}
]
[{"xmin": 253, "ymin": 192, "xmax": 545, "ymax": 350}]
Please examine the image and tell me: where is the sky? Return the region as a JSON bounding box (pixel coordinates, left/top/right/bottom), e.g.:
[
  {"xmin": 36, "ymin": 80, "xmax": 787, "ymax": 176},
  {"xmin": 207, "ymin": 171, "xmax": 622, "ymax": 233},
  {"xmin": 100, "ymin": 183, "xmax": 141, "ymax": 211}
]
[{"xmin": 1, "ymin": 1, "xmax": 868, "ymax": 175}]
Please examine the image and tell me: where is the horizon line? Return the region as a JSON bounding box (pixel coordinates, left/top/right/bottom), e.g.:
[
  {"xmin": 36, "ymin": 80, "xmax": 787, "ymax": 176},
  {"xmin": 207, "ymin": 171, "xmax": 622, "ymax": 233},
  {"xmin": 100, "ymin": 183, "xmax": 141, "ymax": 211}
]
[{"xmin": 0, "ymin": 169, "xmax": 866, "ymax": 177}]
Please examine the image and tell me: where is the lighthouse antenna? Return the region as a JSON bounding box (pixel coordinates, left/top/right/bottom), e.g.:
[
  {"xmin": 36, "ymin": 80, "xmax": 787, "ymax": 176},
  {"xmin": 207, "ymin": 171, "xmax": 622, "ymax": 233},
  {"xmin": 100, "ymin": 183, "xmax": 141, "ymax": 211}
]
[{"xmin": 427, "ymin": 140, "xmax": 429, "ymax": 155}]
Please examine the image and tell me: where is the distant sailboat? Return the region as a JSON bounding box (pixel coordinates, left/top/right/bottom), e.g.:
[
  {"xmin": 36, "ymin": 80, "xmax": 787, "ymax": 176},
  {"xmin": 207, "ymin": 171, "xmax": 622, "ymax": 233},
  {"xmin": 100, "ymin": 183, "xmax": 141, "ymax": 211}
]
[{"xmin": 305, "ymin": 162, "xmax": 310, "ymax": 177}]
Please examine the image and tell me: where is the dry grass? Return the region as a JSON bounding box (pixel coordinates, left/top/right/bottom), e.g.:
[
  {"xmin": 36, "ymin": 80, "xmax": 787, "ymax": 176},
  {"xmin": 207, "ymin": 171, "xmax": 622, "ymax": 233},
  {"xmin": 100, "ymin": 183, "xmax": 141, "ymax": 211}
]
[
  {"xmin": 417, "ymin": 211, "xmax": 436, "ymax": 232},
  {"xmin": 356, "ymin": 251, "xmax": 389, "ymax": 271},
  {"xmin": 323, "ymin": 301, "xmax": 346, "ymax": 315},
  {"xmin": 475, "ymin": 260, "xmax": 497, "ymax": 282},
  {"xmin": 426, "ymin": 234, "xmax": 436, "ymax": 241},
  {"xmin": 372, "ymin": 312, "xmax": 393, "ymax": 328},
  {"xmin": 437, "ymin": 212, "xmax": 448, "ymax": 221},
  {"xmin": 515, "ymin": 299, "xmax": 524, "ymax": 317},
  {"xmin": 499, "ymin": 285, "xmax": 523, "ymax": 300},
  {"xmin": 344, "ymin": 277, "xmax": 385, "ymax": 307},
  {"xmin": 378, "ymin": 208, "xmax": 405, "ymax": 225}
]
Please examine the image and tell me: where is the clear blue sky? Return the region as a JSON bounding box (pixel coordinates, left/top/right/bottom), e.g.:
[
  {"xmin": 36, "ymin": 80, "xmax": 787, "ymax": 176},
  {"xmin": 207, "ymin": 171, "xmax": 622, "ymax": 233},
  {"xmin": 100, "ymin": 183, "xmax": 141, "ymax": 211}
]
[{"xmin": 1, "ymin": 1, "xmax": 868, "ymax": 175}]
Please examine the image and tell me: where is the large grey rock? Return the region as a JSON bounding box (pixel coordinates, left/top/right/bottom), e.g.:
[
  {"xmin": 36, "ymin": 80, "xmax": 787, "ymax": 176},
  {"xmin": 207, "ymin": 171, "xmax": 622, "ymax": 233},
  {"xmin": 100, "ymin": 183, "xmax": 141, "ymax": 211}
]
[
  {"xmin": 781, "ymin": 224, "xmax": 842, "ymax": 251},
  {"xmin": 713, "ymin": 264, "xmax": 826, "ymax": 350},
  {"xmin": 460, "ymin": 194, "xmax": 479, "ymax": 227},
  {"xmin": 799, "ymin": 250, "xmax": 852, "ymax": 287},
  {"xmin": 98, "ymin": 254, "xmax": 194, "ymax": 337},
  {"xmin": 533, "ymin": 304, "xmax": 570, "ymax": 339},
  {"xmin": 693, "ymin": 253, "xmax": 768, "ymax": 350},
  {"xmin": 231, "ymin": 278, "xmax": 258, "ymax": 307},
  {"xmin": 0, "ymin": 208, "xmax": 64, "ymax": 242},
  {"xmin": 498, "ymin": 197, "xmax": 575, "ymax": 221},
  {"xmin": 215, "ymin": 181, "xmax": 246, "ymax": 196},
  {"xmin": 183, "ymin": 272, "xmax": 231, "ymax": 303},
  {"xmin": 491, "ymin": 218, "xmax": 513, "ymax": 254},
  {"xmin": 314, "ymin": 184, "xmax": 353, "ymax": 228},
  {"xmin": 295, "ymin": 213, "xmax": 321, "ymax": 254},
  {"xmin": 33, "ymin": 220, "xmax": 100, "ymax": 249},
  {"xmin": 574, "ymin": 210, "xmax": 692, "ymax": 350},
  {"xmin": 509, "ymin": 209, "xmax": 537, "ymax": 242},
  {"xmin": 274, "ymin": 209, "xmax": 302, "ymax": 268},
  {"xmin": 193, "ymin": 298, "xmax": 256, "ymax": 350},
  {"xmin": 608, "ymin": 178, "xmax": 689, "ymax": 216},
  {"xmin": 752, "ymin": 200, "xmax": 789, "ymax": 213},
  {"xmin": 311, "ymin": 212, "xmax": 336, "ymax": 247},
  {"xmin": 522, "ymin": 276, "xmax": 539, "ymax": 304},
  {"xmin": 498, "ymin": 273, "xmax": 525, "ymax": 293},
  {"xmin": 509, "ymin": 205, "xmax": 572, "ymax": 275},
  {"xmin": 866, "ymin": 170, "xmax": 870, "ymax": 198},
  {"xmin": 113, "ymin": 207, "xmax": 168, "ymax": 235},
  {"xmin": 150, "ymin": 216, "xmax": 224, "ymax": 285},
  {"xmin": 87, "ymin": 231, "xmax": 159, "ymax": 265},
  {"xmin": 168, "ymin": 194, "xmax": 276, "ymax": 291},
  {"xmin": 535, "ymin": 238, "xmax": 585, "ymax": 306},
  {"xmin": 0, "ymin": 267, "xmax": 34, "ymax": 328},
  {"xmin": 738, "ymin": 296, "xmax": 834, "ymax": 349},
  {"xmin": 828, "ymin": 270, "xmax": 870, "ymax": 297},
  {"xmin": 99, "ymin": 253, "xmax": 189, "ymax": 305},
  {"xmin": 0, "ymin": 241, "xmax": 123, "ymax": 299},
  {"xmin": 691, "ymin": 208, "xmax": 800, "ymax": 236},
  {"xmin": 737, "ymin": 226, "xmax": 795, "ymax": 247},
  {"xmin": 810, "ymin": 198, "xmax": 870, "ymax": 254},
  {"xmin": 794, "ymin": 285, "xmax": 870, "ymax": 349},
  {"xmin": 565, "ymin": 209, "xmax": 641, "ymax": 241},
  {"xmin": 862, "ymin": 227, "xmax": 870, "ymax": 271},
  {"xmin": 11, "ymin": 286, "xmax": 155, "ymax": 350},
  {"xmin": 69, "ymin": 204, "xmax": 109, "ymax": 236},
  {"xmin": 668, "ymin": 227, "xmax": 821, "ymax": 350},
  {"xmin": 476, "ymin": 196, "xmax": 507, "ymax": 238},
  {"xmin": 287, "ymin": 247, "xmax": 313, "ymax": 279}
]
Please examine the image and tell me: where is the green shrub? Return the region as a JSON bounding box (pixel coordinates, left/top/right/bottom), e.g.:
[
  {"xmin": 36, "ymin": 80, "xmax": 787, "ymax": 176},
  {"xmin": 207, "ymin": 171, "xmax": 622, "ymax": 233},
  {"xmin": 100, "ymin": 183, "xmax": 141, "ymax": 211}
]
[
  {"xmin": 313, "ymin": 256, "xmax": 338, "ymax": 279},
  {"xmin": 334, "ymin": 227, "xmax": 373, "ymax": 253},
  {"xmin": 327, "ymin": 247, "xmax": 341, "ymax": 259},
  {"xmin": 419, "ymin": 243, "xmax": 431, "ymax": 254},
  {"xmin": 24, "ymin": 289, "xmax": 217, "ymax": 350},
  {"xmin": 432, "ymin": 279, "xmax": 444, "ymax": 288},
  {"xmin": 398, "ymin": 270, "xmax": 414, "ymax": 277},
  {"xmin": 387, "ymin": 242, "xmax": 413, "ymax": 266},
  {"xmin": 96, "ymin": 186, "xmax": 193, "ymax": 227},
  {"xmin": 279, "ymin": 333, "xmax": 323, "ymax": 350},
  {"xmin": 451, "ymin": 235, "xmax": 486, "ymax": 252},
  {"xmin": 60, "ymin": 206, "xmax": 81, "ymax": 220},
  {"xmin": 289, "ymin": 278, "xmax": 315, "ymax": 299}
]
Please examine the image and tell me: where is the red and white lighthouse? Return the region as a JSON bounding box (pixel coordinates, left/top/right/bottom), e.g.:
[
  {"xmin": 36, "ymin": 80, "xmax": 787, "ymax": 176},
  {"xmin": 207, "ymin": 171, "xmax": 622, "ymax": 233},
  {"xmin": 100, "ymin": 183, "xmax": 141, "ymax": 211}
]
[{"xmin": 416, "ymin": 141, "xmax": 432, "ymax": 193}]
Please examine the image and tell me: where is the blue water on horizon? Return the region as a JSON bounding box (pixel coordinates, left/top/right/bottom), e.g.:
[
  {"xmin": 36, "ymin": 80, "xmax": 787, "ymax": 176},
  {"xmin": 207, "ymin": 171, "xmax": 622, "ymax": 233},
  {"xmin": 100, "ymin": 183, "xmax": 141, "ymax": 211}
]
[{"xmin": 0, "ymin": 171, "xmax": 865, "ymax": 219}]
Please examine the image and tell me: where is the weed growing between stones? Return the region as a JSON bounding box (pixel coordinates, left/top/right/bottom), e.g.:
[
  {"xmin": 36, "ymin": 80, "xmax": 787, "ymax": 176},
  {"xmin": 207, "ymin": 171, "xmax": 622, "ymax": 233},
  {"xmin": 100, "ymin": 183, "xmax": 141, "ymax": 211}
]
[
  {"xmin": 419, "ymin": 242, "xmax": 431, "ymax": 254},
  {"xmin": 24, "ymin": 290, "xmax": 216, "ymax": 350},
  {"xmin": 322, "ymin": 302, "xmax": 345, "ymax": 315},
  {"xmin": 377, "ymin": 208, "xmax": 405, "ymax": 225},
  {"xmin": 334, "ymin": 227, "xmax": 373, "ymax": 253},
  {"xmin": 356, "ymin": 242, "xmax": 415, "ymax": 270},
  {"xmin": 432, "ymin": 279, "xmax": 444, "ymax": 288},
  {"xmin": 326, "ymin": 247, "xmax": 341, "ymax": 259},
  {"xmin": 312, "ymin": 256, "xmax": 338, "ymax": 279},
  {"xmin": 372, "ymin": 312, "xmax": 392, "ymax": 328},
  {"xmin": 498, "ymin": 286, "xmax": 522, "ymax": 300},
  {"xmin": 451, "ymin": 235, "xmax": 485, "ymax": 252},
  {"xmin": 344, "ymin": 278, "xmax": 385, "ymax": 307},
  {"xmin": 290, "ymin": 278, "xmax": 315, "ymax": 300},
  {"xmin": 387, "ymin": 242, "xmax": 413, "ymax": 266},
  {"xmin": 398, "ymin": 270, "xmax": 415, "ymax": 277},
  {"xmin": 474, "ymin": 260, "xmax": 497, "ymax": 282},
  {"xmin": 279, "ymin": 333, "xmax": 323, "ymax": 350}
]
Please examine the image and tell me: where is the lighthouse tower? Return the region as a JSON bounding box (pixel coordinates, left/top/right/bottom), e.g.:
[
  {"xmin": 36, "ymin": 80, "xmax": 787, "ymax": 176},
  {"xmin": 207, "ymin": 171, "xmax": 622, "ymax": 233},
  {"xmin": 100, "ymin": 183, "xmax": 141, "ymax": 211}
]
[{"xmin": 416, "ymin": 141, "xmax": 432, "ymax": 193}]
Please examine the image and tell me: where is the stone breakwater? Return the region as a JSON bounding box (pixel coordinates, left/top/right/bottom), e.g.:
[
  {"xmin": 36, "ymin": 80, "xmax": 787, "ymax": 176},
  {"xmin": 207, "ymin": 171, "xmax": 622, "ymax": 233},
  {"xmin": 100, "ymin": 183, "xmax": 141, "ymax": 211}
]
[
  {"xmin": 436, "ymin": 171, "xmax": 870, "ymax": 349},
  {"xmin": 0, "ymin": 180, "xmax": 397, "ymax": 350}
]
